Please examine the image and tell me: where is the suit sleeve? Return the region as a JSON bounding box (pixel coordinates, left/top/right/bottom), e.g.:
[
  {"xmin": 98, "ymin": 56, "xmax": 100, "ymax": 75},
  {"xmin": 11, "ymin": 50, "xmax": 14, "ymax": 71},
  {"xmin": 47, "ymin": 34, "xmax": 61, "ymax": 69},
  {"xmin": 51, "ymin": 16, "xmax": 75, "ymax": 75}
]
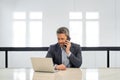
[
  {"xmin": 46, "ymin": 45, "xmax": 53, "ymax": 58},
  {"xmin": 69, "ymin": 45, "xmax": 82, "ymax": 68}
]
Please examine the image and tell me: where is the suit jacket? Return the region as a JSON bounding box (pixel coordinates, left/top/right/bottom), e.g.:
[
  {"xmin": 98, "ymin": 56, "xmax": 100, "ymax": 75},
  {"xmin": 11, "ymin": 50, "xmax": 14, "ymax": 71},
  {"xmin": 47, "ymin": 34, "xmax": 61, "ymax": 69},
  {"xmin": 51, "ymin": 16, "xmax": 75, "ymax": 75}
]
[{"xmin": 46, "ymin": 42, "xmax": 82, "ymax": 68}]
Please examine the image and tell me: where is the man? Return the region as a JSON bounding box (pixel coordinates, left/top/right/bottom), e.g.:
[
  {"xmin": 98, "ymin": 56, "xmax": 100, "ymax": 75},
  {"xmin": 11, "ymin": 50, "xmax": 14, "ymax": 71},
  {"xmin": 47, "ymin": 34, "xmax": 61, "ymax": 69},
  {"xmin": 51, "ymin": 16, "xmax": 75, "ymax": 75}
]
[{"xmin": 46, "ymin": 27, "xmax": 82, "ymax": 70}]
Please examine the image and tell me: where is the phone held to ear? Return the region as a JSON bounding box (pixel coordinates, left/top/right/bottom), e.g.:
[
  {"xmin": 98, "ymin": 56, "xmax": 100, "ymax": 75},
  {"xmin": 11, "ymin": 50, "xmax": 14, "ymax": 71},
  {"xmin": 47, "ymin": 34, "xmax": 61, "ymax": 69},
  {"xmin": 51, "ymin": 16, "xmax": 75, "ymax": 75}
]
[{"xmin": 63, "ymin": 36, "xmax": 70, "ymax": 50}]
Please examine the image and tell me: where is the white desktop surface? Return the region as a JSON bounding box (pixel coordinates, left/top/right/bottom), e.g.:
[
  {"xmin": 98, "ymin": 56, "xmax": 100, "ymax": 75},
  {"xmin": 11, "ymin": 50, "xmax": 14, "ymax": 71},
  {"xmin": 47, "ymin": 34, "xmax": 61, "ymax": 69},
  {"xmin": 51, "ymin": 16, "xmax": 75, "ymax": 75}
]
[{"xmin": 0, "ymin": 68, "xmax": 120, "ymax": 80}]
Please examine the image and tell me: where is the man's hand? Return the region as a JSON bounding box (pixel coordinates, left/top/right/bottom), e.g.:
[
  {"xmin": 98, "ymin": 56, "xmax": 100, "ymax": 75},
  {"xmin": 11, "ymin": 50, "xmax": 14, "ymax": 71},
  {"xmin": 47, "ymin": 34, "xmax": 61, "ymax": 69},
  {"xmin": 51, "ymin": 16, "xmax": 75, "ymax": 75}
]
[
  {"xmin": 55, "ymin": 64, "xmax": 66, "ymax": 70},
  {"xmin": 64, "ymin": 40, "xmax": 71, "ymax": 54}
]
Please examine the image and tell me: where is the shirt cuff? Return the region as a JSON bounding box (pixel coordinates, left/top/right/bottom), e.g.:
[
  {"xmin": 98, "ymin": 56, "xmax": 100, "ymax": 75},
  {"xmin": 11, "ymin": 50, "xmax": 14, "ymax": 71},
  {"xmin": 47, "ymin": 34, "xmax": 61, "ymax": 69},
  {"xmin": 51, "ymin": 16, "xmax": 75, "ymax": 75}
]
[
  {"xmin": 54, "ymin": 64, "xmax": 57, "ymax": 70},
  {"xmin": 67, "ymin": 52, "xmax": 71, "ymax": 57}
]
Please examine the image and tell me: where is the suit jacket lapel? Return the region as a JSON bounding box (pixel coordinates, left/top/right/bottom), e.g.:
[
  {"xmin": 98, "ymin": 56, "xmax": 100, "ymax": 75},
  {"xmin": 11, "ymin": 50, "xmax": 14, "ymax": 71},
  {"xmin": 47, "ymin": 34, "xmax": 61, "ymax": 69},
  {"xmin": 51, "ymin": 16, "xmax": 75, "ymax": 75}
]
[{"xmin": 56, "ymin": 44, "xmax": 62, "ymax": 64}]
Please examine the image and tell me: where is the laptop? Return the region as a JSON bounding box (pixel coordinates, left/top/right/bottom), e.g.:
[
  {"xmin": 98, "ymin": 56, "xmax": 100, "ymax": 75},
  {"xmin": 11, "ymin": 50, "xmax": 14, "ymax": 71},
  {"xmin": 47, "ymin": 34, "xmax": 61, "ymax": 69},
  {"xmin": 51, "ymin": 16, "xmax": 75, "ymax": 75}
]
[{"xmin": 31, "ymin": 57, "xmax": 57, "ymax": 73}]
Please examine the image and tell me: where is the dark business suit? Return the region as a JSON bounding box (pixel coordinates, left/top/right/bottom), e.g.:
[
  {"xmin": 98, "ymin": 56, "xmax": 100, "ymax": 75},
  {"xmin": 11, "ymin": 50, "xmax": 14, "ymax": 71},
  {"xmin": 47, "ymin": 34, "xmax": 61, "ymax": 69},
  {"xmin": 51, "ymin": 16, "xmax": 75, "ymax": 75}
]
[{"xmin": 46, "ymin": 42, "xmax": 82, "ymax": 68}]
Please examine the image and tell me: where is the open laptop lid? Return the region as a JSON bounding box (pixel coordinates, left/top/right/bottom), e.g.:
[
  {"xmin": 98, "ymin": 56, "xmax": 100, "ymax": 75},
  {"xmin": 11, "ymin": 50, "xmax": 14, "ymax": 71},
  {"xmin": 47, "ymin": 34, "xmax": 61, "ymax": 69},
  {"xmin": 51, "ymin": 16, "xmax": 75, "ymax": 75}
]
[{"xmin": 31, "ymin": 57, "xmax": 55, "ymax": 73}]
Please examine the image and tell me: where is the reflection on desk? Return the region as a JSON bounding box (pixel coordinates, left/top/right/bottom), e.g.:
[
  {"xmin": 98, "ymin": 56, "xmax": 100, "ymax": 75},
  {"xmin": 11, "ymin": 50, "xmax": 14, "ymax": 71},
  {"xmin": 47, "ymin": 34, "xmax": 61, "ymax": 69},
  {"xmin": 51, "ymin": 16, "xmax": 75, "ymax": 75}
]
[
  {"xmin": 33, "ymin": 68, "xmax": 82, "ymax": 80},
  {"xmin": 0, "ymin": 68, "xmax": 120, "ymax": 80}
]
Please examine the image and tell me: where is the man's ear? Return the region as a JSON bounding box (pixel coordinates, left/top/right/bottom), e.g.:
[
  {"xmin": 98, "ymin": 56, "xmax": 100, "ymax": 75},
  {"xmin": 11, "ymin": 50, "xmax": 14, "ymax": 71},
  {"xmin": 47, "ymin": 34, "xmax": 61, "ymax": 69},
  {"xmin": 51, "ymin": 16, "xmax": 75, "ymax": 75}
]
[{"xmin": 67, "ymin": 36, "xmax": 71, "ymax": 41}]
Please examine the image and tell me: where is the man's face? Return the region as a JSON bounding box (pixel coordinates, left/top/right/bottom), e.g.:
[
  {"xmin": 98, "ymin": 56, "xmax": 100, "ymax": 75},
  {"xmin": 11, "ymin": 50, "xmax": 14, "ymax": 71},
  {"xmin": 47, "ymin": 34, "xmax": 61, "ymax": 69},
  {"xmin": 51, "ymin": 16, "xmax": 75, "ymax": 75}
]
[{"xmin": 57, "ymin": 33, "xmax": 67, "ymax": 47}]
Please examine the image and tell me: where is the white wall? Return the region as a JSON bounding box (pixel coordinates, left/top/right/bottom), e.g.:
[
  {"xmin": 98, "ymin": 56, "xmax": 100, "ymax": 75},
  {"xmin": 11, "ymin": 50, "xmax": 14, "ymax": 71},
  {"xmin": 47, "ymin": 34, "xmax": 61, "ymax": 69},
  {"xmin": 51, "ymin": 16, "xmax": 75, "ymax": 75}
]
[
  {"xmin": 110, "ymin": 51, "xmax": 120, "ymax": 68},
  {"xmin": 81, "ymin": 51, "xmax": 107, "ymax": 68},
  {"xmin": 0, "ymin": 52, "xmax": 5, "ymax": 68},
  {"xmin": 0, "ymin": 0, "xmax": 120, "ymax": 46},
  {"xmin": 0, "ymin": 0, "xmax": 120, "ymax": 68},
  {"xmin": 8, "ymin": 51, "xmax": 47, "ymax": 68}
]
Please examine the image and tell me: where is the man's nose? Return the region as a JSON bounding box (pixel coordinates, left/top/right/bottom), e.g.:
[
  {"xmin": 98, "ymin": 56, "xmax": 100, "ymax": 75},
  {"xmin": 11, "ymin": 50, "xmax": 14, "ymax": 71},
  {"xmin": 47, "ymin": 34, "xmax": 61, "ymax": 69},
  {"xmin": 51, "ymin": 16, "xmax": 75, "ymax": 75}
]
[{"xmin": 58, "ymin": 40, "xmax": 63, "ymax": 43}]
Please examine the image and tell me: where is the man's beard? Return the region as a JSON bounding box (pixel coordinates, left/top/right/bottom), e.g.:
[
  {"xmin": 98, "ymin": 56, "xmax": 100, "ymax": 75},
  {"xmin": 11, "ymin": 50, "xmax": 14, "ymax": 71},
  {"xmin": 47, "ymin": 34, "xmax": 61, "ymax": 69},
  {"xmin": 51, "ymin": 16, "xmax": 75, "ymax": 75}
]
[{"xmin": 59, "ymin": 43, "xmax": 64, "ymax": 47}]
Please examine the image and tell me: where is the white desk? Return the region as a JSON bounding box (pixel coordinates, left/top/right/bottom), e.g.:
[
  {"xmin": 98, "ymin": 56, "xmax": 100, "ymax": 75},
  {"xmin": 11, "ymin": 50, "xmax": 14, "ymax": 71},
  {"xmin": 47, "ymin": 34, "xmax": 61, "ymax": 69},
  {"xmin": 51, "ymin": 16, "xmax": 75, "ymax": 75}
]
[{"xmin": 0, "ymin": 68, "xmax": 120, "ymax": 80}]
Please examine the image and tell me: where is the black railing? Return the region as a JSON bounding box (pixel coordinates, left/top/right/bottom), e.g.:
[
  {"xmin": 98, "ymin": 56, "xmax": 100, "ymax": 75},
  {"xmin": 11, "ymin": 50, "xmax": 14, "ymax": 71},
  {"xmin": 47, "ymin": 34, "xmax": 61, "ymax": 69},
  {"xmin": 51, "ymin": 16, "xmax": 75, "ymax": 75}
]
[{"xmin": 0, "ymin": 47, "xmax": 120, "ymax": 68}]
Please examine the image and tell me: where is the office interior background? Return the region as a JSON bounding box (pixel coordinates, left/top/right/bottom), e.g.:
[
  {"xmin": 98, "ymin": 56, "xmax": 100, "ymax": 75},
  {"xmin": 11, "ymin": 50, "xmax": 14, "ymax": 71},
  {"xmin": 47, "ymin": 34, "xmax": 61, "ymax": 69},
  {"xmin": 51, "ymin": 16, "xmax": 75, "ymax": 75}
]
[{"xmin": 0, "ymin": 0, "xmax": 120, "ymax": 68}]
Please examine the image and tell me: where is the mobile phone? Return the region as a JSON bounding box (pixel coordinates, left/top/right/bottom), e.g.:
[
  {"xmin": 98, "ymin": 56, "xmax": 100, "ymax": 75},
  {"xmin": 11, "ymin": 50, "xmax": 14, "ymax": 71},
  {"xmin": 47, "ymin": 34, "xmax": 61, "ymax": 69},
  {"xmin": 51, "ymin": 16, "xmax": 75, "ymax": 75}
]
[{"xmin": 63, "ymin": 36, "xmax": 70, "ymax": 50}]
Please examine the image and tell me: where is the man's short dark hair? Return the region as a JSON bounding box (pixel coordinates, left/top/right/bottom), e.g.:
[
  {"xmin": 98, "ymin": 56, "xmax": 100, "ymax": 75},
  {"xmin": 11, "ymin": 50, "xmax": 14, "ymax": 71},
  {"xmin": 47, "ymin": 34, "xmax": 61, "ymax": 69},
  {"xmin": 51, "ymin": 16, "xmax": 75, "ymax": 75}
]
[{"xmin": 56, "ymin": 27, "xmax": 69, "ymax": 37}]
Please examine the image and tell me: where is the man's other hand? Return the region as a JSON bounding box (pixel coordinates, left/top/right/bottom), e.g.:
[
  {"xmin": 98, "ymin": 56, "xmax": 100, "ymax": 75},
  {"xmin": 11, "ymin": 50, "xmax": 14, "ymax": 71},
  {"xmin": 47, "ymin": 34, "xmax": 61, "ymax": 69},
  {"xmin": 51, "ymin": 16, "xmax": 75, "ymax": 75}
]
[{"xmin": 55, "ymin": 64, "xmax": 66, "ymax": 70}]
